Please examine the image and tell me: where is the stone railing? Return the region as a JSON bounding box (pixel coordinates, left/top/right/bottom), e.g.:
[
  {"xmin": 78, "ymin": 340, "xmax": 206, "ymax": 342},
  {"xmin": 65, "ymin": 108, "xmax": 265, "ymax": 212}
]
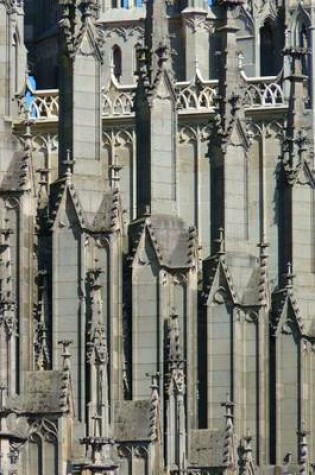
[
  {"xmin": 242, "ymin": 74, "xmax": 286, "ymax": 109},
  {"xmin": 18, "ymin": 89, "xmax": 59, "ymax": 120},
  {"xmin": 16, "ymin": 74, "xmax": 286, "ymax": 124},
  {"xmin": 101, "ymin": 86, "xmax": 135, "ymax": 118},
  {"xmin": 101, "ymin": 80, "xmax": 219, "ymax": 117},
  {"xmin": 176, "ymin": 80, "xmax": 218, "ymax": 113}
]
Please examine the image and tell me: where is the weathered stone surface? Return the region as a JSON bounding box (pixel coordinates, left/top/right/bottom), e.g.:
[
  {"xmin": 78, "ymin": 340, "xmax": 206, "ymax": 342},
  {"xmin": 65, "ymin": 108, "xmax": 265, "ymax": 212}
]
[{"xmin": 0, "ymin": 0, "xmax": 315, "ymax": 474}]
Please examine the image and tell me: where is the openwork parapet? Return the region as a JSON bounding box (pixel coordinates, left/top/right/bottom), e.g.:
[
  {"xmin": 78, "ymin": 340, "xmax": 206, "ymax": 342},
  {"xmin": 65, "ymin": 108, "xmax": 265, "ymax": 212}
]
[
  {"xmin": 17, "ymin": 90, "xmax": 59, "ymax": 120},
  {"xmin": 243, "ymin": 73, "xmax": 285, "ymax": 109}
]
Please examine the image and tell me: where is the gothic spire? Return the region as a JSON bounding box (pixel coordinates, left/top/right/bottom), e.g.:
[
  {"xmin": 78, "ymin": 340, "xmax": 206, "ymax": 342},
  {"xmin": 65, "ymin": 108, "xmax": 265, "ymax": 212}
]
[
  {"xmin": 145, "ymin": 0, "xmax": 170, "ymax": 55},
  {"xmin": 144, "ymin": 0, "xmax": 173, "ymax": 82}
]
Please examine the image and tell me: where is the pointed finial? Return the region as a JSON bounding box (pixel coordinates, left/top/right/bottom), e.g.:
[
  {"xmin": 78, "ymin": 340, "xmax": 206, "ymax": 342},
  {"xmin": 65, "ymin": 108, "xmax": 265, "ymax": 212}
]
[
  {"xmin": 110, "ymin": 162, "xmax": 122, "ymax": 189},
  {"xmin": 62, "ymin": 149, "xmax": 75, "ymax": 183},
  {"xmin": 58, "ymin": 339, "xmax": 73, "ymax": 372},
  {"xmin": 221, "ymin": 392, "xmax": 234, "ymax": 417},
  {"xmin": 216, "ymin": 226, "xmax": 225, "ymax": 255},
  {"xmin": 285, "ymin": 262, "xmax": 295, "ymax": 288},
  {"xmin": 148, "ymin": 372, "xmax": 159, "ymax": 390},
  {"xmin": 144, "ymin": 204, "xmax": 151, "ymax": 217}
]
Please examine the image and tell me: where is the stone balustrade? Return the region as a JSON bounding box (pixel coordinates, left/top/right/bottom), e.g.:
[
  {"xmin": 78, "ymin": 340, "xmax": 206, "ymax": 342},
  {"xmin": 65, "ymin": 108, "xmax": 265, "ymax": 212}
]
[
  {"xmin": 18, "ymin": 89, "xmax": 59, "ymax": 120},
  {"xmin": 102, "ymin": 86, "xmax": 135, "ymax": 118},
  {"xmin": 176, "ymin": 80, "xmax": 218, "ymax": 113},
  {"xmin": 16, "ymin": 75, "xmax": 288, "ymax": 124},
  {"xmin": 243, "ymin": 75, "xmax": 286, "ymax": 109}
]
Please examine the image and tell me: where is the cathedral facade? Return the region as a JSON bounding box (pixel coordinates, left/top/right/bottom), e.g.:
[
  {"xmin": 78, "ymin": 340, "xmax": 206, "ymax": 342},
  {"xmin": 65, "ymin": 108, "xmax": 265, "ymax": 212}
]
[{"xmin": 0, "ymin": 0, "xmax": 315, "ymax": 473}]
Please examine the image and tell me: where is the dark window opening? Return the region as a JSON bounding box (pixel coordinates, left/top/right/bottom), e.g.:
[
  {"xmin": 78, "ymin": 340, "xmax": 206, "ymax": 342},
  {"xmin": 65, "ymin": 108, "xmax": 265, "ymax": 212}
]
[
  {"xmin": 260, "ymin": 22, "xmax": 277, "ymax": 76},
  {"xmin": 113, "ymin": 46, "xmax": 122, "ymax": 82}
]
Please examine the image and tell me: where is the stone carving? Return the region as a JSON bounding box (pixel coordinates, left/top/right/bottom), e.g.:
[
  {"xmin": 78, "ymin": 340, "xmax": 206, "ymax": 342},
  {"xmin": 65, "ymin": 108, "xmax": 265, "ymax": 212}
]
[
  {"xmin": 102, "ymin": 89, "xmax": 134, "ymax": 117},
  {"xmin": 29, "ymin": 418, "xmax": 58, "ymax": 443},
  {"xmin": 243, "ymin": 79, "xmax": 285, "ymax": 108},
  {"xmin": 183, "ymin": 16, "xmax": 214, "ymax": 34},
  {"xmin": 178, "ymin": 124, "xmax": 212, "ymax": 144},
  {"xmin": 2, "ymin": 0, "xmax": 315, "ymax": 473},
  {"xmin": 17, "ymin": 90, "xmax": 59, "ymax": 120},
  {"xmin": 177, "ymin": 83, "xmax": 217, "ymax": 111},
  {"xmin": 103, "ymin": 24, "xmax": 144, "ymax": 42},
  {"xmin": 103, "ymin": 128, "xmax": 134, "ymax": 149},
  {"xmin": 221, "ymin": 395, "xmax": 235, "ymax": 469}
]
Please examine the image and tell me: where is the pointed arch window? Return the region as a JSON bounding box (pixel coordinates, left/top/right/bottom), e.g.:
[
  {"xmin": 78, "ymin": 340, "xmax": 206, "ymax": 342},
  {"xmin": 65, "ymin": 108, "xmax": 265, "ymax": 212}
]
[
  {"xmin": 113, "ymin": 45, "xmax": 122, "ymax": 82},
  {"xmin": 260, "ymin": 21, "xmax": 277, "ymax": 76}
]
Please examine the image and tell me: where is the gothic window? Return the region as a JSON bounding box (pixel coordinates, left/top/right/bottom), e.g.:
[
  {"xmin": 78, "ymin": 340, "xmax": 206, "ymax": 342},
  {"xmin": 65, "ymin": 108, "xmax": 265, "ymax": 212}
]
[
  {"xmin": 260, "ymin": 21, "xmax": 277, "ymax": 76},
  {"xmin": 113, "ymin": 46, "xmax": 122, "ymax": 82},
  {"xmin": 28, "ymin": 419, "xmax": 58, "ymax": 475}
]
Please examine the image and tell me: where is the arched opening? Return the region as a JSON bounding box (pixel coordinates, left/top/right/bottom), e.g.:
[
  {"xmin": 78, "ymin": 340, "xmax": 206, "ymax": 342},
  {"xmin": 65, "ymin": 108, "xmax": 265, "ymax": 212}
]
[
  {"xmin": 260, "ymin": 21, "xmax": 277, "ymax": 76},
  {"xmin": 113, "ymin": 46, "xmax": 122, "ymax": 82}
]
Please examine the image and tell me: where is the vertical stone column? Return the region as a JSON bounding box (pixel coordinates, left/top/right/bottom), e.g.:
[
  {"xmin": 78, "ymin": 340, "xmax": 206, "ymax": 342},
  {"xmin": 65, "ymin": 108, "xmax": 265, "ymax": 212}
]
[
  {"xmin": 182, "ymin": 11, "xmax": 211, "ymax": 80},
  {"xmin": 58, "ymin": 0, "xmax": 103, "ymax": 178},
  {"xmin": 135, "ymin": 0, "xmax": 178, "ymax": 216}
]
